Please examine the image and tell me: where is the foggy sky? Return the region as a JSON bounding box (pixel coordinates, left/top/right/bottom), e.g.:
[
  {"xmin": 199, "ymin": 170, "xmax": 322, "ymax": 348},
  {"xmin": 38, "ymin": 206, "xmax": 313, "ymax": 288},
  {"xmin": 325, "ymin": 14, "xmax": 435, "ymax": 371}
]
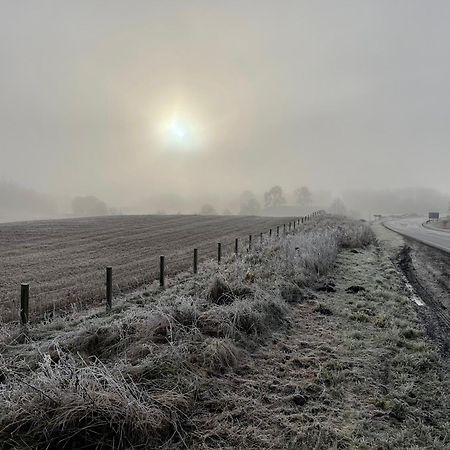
[{"xmin": 1, "ymin": 0, "xmax": 450, "ymax": 207}]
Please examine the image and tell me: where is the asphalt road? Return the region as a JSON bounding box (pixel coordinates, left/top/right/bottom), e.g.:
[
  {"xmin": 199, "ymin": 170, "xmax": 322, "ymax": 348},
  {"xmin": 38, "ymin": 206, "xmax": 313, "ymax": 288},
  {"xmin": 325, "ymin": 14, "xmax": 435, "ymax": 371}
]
[{"xmin": 384, "ymin": 217, "xmax": 450, "ymax": 254}]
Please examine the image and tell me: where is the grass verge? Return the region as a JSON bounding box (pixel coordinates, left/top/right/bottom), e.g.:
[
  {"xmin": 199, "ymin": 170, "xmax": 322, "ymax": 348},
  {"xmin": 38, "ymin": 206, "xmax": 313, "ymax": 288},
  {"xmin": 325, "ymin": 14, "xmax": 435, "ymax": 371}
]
[{"xmin": 0, "ymin": 215, "xmax": 382, "ymax": 448}]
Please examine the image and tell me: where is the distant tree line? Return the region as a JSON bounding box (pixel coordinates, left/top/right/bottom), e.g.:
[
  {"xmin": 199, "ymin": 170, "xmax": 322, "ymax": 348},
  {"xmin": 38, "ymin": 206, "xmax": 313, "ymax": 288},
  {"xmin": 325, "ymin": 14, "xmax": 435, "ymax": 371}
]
[
  {"xmin": 0, "ymin": 180, "xmax": 57, "ymax": 221},
  {"xmin": 197, "ymin": 185, "xmax": 316, "ymax": 216},
  {"xmin": 71, "ymin": 196, "xmax": 109, "ymax": 216}
]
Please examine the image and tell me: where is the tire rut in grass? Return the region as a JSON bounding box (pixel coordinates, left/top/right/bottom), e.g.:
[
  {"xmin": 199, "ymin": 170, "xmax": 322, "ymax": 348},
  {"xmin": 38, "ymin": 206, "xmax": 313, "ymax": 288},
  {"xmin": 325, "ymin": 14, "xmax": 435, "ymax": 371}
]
[{"xmin": 396, "ymin": 244, "xmax": 450, "ymax": 356}]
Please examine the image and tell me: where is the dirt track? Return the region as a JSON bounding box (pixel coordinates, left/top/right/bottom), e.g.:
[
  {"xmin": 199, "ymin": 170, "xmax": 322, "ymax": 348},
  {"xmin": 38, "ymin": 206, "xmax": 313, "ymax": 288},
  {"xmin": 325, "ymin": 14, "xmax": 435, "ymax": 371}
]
[
  {"xmin": 396, "ymin": 238, "xmax": 450, "ymax": 355},
  {"xmin": 378, "ymin": 223, "xmax": 450, "ymax": 356},
  {"xmin": 0, "ymin": 214, "xmax": 295, "ymax": 321}
]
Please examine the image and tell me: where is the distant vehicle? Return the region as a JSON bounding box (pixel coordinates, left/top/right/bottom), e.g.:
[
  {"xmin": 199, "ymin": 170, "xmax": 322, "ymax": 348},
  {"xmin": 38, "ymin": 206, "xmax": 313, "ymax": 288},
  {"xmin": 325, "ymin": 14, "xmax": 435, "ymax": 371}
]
[{"xmin": 428, "ymin": 212, "xmax": 440, "ymax": 220}]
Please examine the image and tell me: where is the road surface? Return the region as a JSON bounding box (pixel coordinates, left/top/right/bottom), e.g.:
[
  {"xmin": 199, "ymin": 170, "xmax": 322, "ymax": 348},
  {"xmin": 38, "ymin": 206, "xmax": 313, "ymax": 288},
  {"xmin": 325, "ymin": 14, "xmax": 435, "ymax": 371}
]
[{"xmin": 384, "ymin": 217, "xmax": 450, "ymax": 254}]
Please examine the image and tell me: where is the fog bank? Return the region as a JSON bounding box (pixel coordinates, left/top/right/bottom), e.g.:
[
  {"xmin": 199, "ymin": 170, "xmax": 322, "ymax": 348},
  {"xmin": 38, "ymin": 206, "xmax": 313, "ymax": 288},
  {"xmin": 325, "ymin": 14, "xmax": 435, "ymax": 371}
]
[{"xmin": 1, "ymin": 1, "xmax": 450, "ymax": 220}]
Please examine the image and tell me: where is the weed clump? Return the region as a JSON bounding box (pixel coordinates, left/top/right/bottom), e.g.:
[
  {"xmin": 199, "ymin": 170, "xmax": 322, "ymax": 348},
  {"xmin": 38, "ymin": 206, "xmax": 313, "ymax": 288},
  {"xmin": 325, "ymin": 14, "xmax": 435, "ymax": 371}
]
[
  {"xmin": 198, "ymin": 338, "xmax": 240, "ymax": 373},
  {"xmin": 207, "ymin": 277, "xmax": 253, "ymax": 305},
  {"xmin": 207, "ymin": 277, "xmax": 233, "ymax": 304},
  {"xmin": 279, "ymin": 282, "xmax": 305, "ymax": 303}
]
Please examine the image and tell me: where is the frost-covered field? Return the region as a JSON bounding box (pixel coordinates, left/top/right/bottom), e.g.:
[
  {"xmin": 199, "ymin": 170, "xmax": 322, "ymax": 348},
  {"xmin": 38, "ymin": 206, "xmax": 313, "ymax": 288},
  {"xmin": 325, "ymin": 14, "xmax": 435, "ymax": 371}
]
[{"xmin": 0, "ymin": 214, "xmax": 292, "ymax": 321}]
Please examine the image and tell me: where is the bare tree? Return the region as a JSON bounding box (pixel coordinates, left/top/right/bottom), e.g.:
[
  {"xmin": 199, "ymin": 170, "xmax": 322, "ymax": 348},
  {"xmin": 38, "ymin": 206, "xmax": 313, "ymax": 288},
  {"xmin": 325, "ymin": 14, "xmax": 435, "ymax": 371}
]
[
  {"xmin": 0, "ymin": 180, "xmax": 57, "ymax": 219},
  {"xmin": 239, "ymin": 191, "xmax": 261, "ymax": 215},
  {"xmin": 294, "ymin": 186, "xmax": 312, "ymax": 206},
  {"xmin": 264, "ymin": 185, "xmax": 286, "ymax": 208},
  {"xmin": 72, "ymin": 196, "xmax": 108, "ymax": 216},
  {"xmin": 199, "ymin": 204, "xmax": 217, "ymax": 215}
]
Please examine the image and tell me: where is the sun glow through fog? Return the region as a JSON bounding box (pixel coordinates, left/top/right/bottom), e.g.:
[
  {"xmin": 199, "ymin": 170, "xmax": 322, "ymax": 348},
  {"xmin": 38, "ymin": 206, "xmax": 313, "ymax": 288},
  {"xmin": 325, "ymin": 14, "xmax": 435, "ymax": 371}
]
[
  {"xmin": 167, "ymin": 118, "xmax": 191, "ymax": 144},
  {"xmin": 156, "ymin": 108, "xmax": 205, "ymax": 152}
]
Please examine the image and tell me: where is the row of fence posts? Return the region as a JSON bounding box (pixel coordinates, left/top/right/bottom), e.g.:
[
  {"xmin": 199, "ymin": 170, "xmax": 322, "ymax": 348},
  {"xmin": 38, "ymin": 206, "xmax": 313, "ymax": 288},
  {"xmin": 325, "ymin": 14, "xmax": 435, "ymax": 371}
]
[{"xmin": 19, "ymin": 211, "xmax": 323, "ymax": 325}]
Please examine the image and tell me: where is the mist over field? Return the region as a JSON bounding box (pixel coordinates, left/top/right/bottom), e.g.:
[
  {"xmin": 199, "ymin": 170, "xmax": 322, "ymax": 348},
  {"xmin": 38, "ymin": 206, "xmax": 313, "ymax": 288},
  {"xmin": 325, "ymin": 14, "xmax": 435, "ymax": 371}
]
[{"xmin": 1, "ymin": 0, "xmax": 450, "ymax": 221}]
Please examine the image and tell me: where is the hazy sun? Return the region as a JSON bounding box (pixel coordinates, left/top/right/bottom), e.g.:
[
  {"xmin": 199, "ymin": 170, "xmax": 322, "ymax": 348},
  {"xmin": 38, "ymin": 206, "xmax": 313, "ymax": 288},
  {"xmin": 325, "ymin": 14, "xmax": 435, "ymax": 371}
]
[
  {"xmin": 167, "ymin": 119, "xmax": 191, "ymax": 144},
  {"xmin": 157, "ymin": 110, "xmax": 204, "ymax": 151}
]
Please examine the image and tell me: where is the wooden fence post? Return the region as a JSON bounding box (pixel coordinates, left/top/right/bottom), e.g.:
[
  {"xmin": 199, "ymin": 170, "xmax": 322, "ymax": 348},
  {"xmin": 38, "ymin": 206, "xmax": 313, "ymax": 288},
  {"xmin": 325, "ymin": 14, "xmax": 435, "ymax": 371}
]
[
  {"xmin": 249, "ymin": 234, "xmax": 252, "ymax": 251},
  {"xmin": 20, "ymin": 283, "xmax": 29, "ymax": 325},
  {"xmin": 193, "ymin": 248, "xmax": 198, "ymax": 274},
  {"xmin": 277, "ymin": 225, "xmax": 280, "ymax": 237},
  {"xmin": 269, "ymin": 228, "xmax": 272, "ymax": 238},
  {"xmin": 283, "ymin": 224, "xmax": 286, "ymax": 234},
  {"xmin": 106, "ymin": 266, "xmax": 112, "ymax": 310},
  {"xmin": 260, "ymin": 232, "xmax": 263, "ymax": 244},
  {"xmin": 218, "ymin": 243, "xmax": 222, "ymax": 264},
  {"xmin": 235, "ymin": 238, "xmax": 238, "ymax": 255},
  {"xmin": 159, "ymin": 255, "xmax": 165, "ymax": 288}
]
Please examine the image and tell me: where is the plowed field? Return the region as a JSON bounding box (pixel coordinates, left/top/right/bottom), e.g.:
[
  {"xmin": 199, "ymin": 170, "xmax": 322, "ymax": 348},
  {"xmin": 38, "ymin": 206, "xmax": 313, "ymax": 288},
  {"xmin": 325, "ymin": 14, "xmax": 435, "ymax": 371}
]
[{"xmin": 0, "ymin": 214, "xmax": 296, "ymax": 321}]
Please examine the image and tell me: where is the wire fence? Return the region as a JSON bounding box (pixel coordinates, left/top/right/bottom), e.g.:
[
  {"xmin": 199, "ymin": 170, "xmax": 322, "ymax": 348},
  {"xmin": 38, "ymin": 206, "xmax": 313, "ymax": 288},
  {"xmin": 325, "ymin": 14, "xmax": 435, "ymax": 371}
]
[{"xmin": 18, "ymin": 211, "xmax": 324, "ymax": 325}]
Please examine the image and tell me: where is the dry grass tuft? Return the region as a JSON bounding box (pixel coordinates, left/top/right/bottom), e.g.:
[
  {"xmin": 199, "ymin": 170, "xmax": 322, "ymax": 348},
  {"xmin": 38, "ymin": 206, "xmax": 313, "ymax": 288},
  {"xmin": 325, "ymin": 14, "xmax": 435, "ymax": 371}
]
[
  {"xmin": 0, "ymin": 350, "xmax": 191, "ymax": 449},
  {"xmin": 207, "ymin": 277, "xmax": 233, "ymax": 304},
  {"xmin": 197, "ymin": 338, "xmax": 240, "ymax": 373},
  {"xmin": 279, "ymin": 281, "xmax": 305, "ymax": 303}
]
